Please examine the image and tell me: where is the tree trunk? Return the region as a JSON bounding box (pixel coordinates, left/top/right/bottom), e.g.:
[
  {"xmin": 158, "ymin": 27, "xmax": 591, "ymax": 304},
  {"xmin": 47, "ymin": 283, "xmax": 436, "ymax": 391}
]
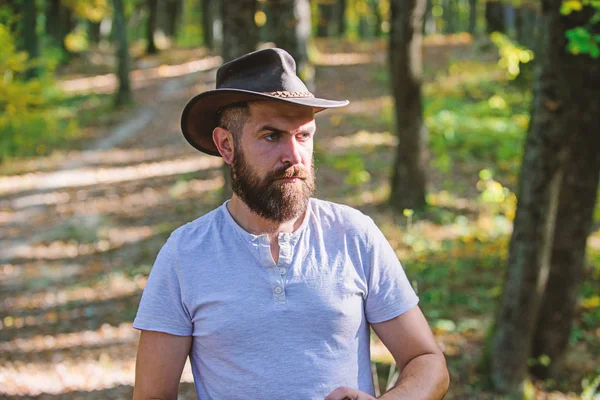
[
  {"xmin": 317, "ymin": 1, "xmax": 335, "ymax": 37},
  {"xmin": 443, "ymin": 0, "xmax": 457, "ymax": 33},
  {"xmin": 423, "ymin": 0, "xmax": 436, "ymax": 35},
  {"xmin": 45, "ymin": 0, "xmax": 75, "ymax": 59},
  {"xmin": 530, "ymin": 120, "xmax": 600, "ymax": 381},
  {"xmin": 112, "ymin": 0, "xmax": 133, "ymax": 107},
  {"xmin": 222, "ymin": 0, "xmax": 258, "ymax": 61},
  {"xmin": 485, "ymin": 0, "xmax": 505, "ymax": 33},
  {"xmin": 146, "ymin": 0, "xmax": 159, "ymax": 54},
  {"xmin": 515, "ymin": 4, "xmax": 539, "ymax": 50},
  {"xmin": 389, "ymin": 0, "xmax": 428, "ymax": 212},
  {"xmin": 46, "ymin": 0, "xmax": 62, "ymax": 46},
  {"xmin": 490, "ymin": 0, "xmax": 598, "ymax": 395},
  {"xmin": 164, "ymin": 0, "xmax": 182, "ymax": 39},
  {"xmin": 202, "ymin": 0, "xmax": 222, "ymax": 50},
  {"xmin": 358, "ymin": 12, "xmax": 371, "ymax": 39},
  {"xmin": 201, "ymin": 0, "xmax": 214, "ymax": 50},
  {"xmin": 59, "ymin": 5, "xmax": 75, "ymax": 55},
  {"xmin": 20, "ymin": 0, "xmax": 40, "ymax": 79},
  {"xmin": 371, "ymin": 0, "xmax": 383, "ymax": 37},
  {"xmin": 221, "ymin": 0, "xmax": 259, "ymax": 199},
  {"xmin": 269, "ymin": 0, "xmax": 314, "ymax": 90},
  {"xmin": 529, "ymin": 5, "xmax": 600, "ymax": 381},
  {"xmin": 468, "ymin": 0, "xmax": 477, "ymax": 34},
  {"xmin": 504, "ymin": 3, "xmax": 516, "ymax": 38},
  {"xmin": 337, "ymin": 0, "xmax": 346, "ymax": 36},
  {"xmin": 88, "ymin": 20, "xmax": 102, "ymax": 45}
]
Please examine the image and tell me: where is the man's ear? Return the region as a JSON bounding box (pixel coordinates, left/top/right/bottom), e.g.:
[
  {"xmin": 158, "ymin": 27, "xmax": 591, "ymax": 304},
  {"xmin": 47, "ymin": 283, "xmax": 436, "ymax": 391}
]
[{"xmin": 213, "ymin": 127, "xmax": 234, "ymax": 164}]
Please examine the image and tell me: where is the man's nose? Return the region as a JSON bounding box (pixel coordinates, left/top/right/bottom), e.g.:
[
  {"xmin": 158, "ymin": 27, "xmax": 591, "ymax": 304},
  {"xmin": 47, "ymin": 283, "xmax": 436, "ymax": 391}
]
[{"xmin": 281, "ymin": 136, "xmax": 303, "ymax": 165}]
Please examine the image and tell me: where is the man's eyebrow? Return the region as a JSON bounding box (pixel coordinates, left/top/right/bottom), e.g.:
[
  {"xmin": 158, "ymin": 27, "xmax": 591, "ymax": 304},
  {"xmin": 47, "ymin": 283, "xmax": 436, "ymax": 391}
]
[
  {"xmin": 257, "ymin": 125, "xmax": 284, "ymax": 134},
  {"xmin": 256, "ymin": 125, "xmax": 315, "ymax": 135}
]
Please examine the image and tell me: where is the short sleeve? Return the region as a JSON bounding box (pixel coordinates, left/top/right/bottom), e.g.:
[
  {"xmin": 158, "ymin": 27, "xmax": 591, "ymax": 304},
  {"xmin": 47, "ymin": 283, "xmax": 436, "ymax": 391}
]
[
  {"xmin": 364, "ymin": 218, "xmax": 419, "ymax": 324},
  {"xmin": 133, "ymin": 233, "xmax": 193, "ymax": 336}
]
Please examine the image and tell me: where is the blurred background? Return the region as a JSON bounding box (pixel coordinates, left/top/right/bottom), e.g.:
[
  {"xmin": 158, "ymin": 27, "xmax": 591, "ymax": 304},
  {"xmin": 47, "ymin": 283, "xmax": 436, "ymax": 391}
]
[{"xmin": 0, "ymin": 0, "xmax": 599, "ymax": 399}]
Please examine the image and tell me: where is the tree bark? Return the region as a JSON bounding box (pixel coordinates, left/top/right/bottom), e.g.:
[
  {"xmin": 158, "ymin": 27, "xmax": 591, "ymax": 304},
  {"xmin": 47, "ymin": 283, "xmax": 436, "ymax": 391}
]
[
  {"xmin": 468, "ymin": 0, "xmax": 477, "ymax": 34},
  {"xmin": 371, "ymin": 0, "xmax": 383, "ymax": 37},
  {"xmin": 146, "ymin": 0, "xmax": 159, "ymax": 54},
  {"xmin": 317, "ymin": 0, "xmax": 335, "ymax": 37},
  {"xmin": 389, "ymin": 0, "xmax": 428, "ymax": 212},
  {"xmin": 529, "ymin": 4, "xmax": 600, "ymax": 381},
  {"xmin": 504, "ymin": 3, "xmax": 517, "ymax": 38},
  {"xmin": 485, "ymin": 0, "xmax": 505, "ymax": 33},
  {"xmin": 336, "ymin": 0, "xmax": 346, "ymax": 36},
  {"xmin": 20, "ymin": 0, "xmax": 40, "ymax": 79},
  {"xmin": 59, "ymin": 4, "xmax": 75, "ymax": 54},
  {"xmin": 45, "ymin": 0, "xmax": 75, "ymax": 58},
  {"xmin": 358, "ymin": 10, "xmax": 371, "ymax": 39},
  {"xmin": 201, "ymin": 0, "xmax": 215, "ymax": 50},
  {"xmin": 221, "ymin": 0, "xmax": 259, "ymax": 199},
  {"xmin": 88, "ymin": 20, "xmax": 102, "ymax": 45},
  {"xmin": 164, "ymin": 0, "xmax": 183, "ymax": 39},
  {"xmin": 269, "ymin": 0, "xmax": 314, "ymax": 90},
  {"xmin": 423, "ymin": 0, "xmax": 436, "ymax": 35},
  {"xmin": 112, "ymin": 0, "xmax": 133, "ymax": 107},
  {"xmin": 490, "ymin": 0, "xmax": 599, "ymax": 395},
  {"xmin": 443, "ymin": 0, "xmax": 457, "ymax": 33},
  {"xmin": 46, "ymin": 0, "xmax": 62, "ymax": 46},
  {"xmin": 530, "ymin": 118, "xmax": 600, "ymax": 381},
  {"xmin": 515, "ymin": 4, "xmax": 539, "ymax": 50},
  {"xmin": 221, "ymin": 0, "xmax": 258, "ymax": 61}
]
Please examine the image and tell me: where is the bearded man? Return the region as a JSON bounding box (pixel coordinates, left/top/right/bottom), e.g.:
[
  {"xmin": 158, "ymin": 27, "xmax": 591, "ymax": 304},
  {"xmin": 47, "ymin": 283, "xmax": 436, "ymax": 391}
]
[{"xmin": 132, "ymin": 48, "xmax": 449, "ymax": 400}]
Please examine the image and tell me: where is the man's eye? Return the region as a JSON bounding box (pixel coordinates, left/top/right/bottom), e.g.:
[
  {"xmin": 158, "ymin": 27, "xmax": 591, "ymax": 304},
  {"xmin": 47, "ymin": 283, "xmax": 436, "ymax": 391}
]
[{"xmin": 265, "ymin": 133, "xmax": 279, "ymax": 141}]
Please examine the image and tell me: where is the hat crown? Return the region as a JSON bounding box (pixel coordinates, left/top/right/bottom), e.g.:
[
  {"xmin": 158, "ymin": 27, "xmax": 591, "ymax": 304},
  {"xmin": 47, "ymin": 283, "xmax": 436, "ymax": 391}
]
[{"xmin": 216, "ymin": 48, "xmax": 309, "ymax": 94}]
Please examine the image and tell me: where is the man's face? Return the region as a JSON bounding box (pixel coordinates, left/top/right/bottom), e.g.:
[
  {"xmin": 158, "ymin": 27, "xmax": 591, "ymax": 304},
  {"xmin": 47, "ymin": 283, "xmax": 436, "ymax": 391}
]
[{"xmin": 231, "ymin": 101, "xmax": 316, "ymax": 222}]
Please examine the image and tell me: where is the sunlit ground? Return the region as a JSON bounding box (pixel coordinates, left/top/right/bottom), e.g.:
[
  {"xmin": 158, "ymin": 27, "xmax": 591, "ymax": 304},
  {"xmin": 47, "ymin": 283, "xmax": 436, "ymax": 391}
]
[{"xmin": 59, "ymin": 56, "xmax": 222, "ymax": 94}]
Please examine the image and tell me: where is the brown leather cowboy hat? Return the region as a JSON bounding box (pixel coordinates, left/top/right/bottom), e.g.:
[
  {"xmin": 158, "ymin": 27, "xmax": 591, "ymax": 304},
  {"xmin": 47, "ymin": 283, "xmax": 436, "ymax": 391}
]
[{"xmin": 180, "ymin": 48, "xmax": 349, "ymax": 156}]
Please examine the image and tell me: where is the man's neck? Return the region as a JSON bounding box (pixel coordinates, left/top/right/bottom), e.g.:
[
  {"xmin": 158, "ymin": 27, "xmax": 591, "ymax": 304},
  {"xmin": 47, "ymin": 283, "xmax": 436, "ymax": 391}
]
[{"xmin": 226, "ymin": 195, "xmax": 306, "ymax": 237}]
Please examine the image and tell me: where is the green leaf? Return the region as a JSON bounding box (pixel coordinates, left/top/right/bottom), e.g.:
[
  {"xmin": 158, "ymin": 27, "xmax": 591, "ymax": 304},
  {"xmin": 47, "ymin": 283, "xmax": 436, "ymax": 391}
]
[{"xmin": 561, "ymin": 0, "xmax": 584, "ymax": 15}]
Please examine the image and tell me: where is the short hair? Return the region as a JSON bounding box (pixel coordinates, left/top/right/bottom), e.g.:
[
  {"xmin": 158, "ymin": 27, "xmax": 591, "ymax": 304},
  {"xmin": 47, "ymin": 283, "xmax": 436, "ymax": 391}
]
[{"xmin": 216, "ymin": 103, "xmax": 250, "ymax": 140}]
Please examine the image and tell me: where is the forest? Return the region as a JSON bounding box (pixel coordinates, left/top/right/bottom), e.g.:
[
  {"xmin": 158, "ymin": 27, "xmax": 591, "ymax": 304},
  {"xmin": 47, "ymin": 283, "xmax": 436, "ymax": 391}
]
[{"xmin": 0, "ymin": 0, "xmax": 599, "ymax": 399}]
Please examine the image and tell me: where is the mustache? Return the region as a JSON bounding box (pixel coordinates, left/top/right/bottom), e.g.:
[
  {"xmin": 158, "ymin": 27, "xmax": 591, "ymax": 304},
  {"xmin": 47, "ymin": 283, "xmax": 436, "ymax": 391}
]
[{"xmin": 269, "ymin": 165, "xmax": 310, "ymax": 181}]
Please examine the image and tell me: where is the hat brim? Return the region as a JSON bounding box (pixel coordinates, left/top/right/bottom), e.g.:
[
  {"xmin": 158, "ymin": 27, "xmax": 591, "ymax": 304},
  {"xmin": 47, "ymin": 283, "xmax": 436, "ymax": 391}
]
[{"xmin": 181, "ymin": 89, "xmax": 349, "ymax": 156}]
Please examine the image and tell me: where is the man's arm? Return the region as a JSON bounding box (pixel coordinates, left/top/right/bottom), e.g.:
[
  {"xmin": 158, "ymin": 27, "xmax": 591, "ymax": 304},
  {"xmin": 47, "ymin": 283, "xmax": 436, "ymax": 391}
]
[
  {"xmin": 325, "ymin": 306, "xmax": 449, "ymax": 400},
  {"xmin": 373, "ymin": 306, "xmax": 449, "ymax": 399},
  {"xmin": 132, "ymin": 330, "xmax": 192, "ymax": 400}
]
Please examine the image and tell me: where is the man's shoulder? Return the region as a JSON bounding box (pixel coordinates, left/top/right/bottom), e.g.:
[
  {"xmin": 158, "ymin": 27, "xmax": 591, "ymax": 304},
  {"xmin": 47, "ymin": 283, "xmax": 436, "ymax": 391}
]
[
  {"xmin": 169, "ymin": 204, "xmax": 226, "ymax": 245},
  {"xmin": 310, "ymin": 198, "xmax": 375, "ymax": 233}
]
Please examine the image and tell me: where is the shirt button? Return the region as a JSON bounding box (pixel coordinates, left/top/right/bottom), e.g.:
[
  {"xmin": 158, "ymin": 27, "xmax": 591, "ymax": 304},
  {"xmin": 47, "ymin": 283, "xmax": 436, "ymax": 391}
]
[
  {"xmin": 279, "ymin": 268, "xmax": 287, "ymax": 276},
  {"xmin": 273, "ymin": 286, "xmax": 283, "ymax": 295}
]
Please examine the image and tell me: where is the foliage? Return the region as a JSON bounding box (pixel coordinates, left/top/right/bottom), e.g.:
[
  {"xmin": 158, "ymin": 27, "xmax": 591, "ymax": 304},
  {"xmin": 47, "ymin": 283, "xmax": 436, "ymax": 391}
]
[
  {"xmin": 0, "ymin": 23, "xmax": 76, "ymax": 162},
  {"xmin": 581, "ymin": 374, "xmax": 600, "ymax": 400},
  {"xmin": 177, "ymin": 0, "xmax": 204, "ymax": 48},
  {"xmin": 319, "ymin": 152, "xmax": 372, "ymax": 187},
  {"xmin": 62, "ymin": 0, "xmax": 110, "ymax": 22},
  {"xmin": 561, "ymin": 0, "xmax": 600, "ymax": 58},
  {"xmin": 490, "ymin": 32, "xmax": 534, "ymax": 79},
  {"xmin": 421, "ymin": 62, "xmax": 530, "ymax": 178}
]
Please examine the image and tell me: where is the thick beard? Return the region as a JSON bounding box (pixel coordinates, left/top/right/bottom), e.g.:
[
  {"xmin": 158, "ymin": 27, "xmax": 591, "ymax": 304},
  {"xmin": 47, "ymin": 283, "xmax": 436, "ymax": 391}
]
[{"xmin": 231, "ymin": 146, "xmax": 315, "ymax": 223}]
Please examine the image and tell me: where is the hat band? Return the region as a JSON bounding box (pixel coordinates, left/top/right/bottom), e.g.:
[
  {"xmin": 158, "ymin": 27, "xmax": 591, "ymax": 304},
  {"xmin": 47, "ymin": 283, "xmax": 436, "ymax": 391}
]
[{"xmin": 265, "ymin": 90, "xmax": 314, "ymax": 98}]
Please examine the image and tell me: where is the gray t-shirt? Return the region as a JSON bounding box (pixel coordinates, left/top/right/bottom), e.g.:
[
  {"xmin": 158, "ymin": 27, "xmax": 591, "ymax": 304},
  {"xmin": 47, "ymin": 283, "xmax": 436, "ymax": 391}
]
[{"xmin": 133, "ymin": 198, "xmax": 418, "ymax": 399}]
